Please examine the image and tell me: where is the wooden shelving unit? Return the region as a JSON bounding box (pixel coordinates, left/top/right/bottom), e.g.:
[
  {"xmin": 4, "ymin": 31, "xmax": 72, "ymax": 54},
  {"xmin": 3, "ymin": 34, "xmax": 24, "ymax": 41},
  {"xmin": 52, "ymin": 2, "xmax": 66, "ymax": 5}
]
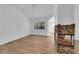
[
  {"xmin": 57, "ymin": 34, "xmax": 75, "ymax": 48},
  {"xmin": 55, "ymin": 24, "xmax": 75, "ymax": 53}
]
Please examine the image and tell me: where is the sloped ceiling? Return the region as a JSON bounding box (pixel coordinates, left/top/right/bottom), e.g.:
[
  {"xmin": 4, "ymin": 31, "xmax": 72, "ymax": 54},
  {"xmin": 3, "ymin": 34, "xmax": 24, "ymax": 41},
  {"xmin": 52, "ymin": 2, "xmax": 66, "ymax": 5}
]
[{"xmin": 13, "ymin": 4, "xmax": 57, "ymax": 19}]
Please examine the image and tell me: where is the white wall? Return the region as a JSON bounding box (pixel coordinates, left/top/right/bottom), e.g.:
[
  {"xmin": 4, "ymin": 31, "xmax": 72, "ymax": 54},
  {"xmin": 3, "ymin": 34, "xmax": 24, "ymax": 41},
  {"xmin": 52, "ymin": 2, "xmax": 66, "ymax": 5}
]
[
  {"xmin": 0, "ymin": 5, "xmax": 30, "ymax": 44},
  {"xmin": 58, "ymin": 4, "xmax": 74, "ymax": 25},
  {"xmin": 54, "ymin": 5, "xmax": 58, "ymax": 25},
  {"xmin": 75, "ymin": 5, "xmax": 79, "ymax": 40},
  {"xmin": 14, "ymin": 4, "xmax": 57, "ymax": 36},
  {"xmin": 0, "ymin": 4, "xmax": 57, "ymax": 44}
]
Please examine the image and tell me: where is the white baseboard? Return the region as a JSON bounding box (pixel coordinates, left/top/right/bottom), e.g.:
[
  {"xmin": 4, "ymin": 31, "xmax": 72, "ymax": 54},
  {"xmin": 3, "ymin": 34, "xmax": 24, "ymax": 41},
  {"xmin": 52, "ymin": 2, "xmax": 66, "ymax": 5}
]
[
  {"xmin": 0, "ymin": 34, "xmax": 30, "ymax": 45},
  {"xmin": 0, "ymin": 34, "xmax": 48, "ymax": 45},
  {"xmin": 31, "ymin": 34, "xmax": 48, "ymax": 36}
]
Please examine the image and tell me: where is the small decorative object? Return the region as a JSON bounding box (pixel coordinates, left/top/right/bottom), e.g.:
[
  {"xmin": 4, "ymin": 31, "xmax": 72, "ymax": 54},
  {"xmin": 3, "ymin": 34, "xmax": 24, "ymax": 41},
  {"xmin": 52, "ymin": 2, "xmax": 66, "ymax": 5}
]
[{"xmin": 34, "ymin": 21, "xmax": 45, "ymax": 30}]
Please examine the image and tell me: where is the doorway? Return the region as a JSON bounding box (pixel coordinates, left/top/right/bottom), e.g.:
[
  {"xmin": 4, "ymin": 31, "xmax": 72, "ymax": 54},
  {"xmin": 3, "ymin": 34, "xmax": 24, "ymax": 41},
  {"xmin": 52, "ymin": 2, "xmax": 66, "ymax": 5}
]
[{"xmin": 47, "ymin": 16, "xmax": 55, "ymax": 40}]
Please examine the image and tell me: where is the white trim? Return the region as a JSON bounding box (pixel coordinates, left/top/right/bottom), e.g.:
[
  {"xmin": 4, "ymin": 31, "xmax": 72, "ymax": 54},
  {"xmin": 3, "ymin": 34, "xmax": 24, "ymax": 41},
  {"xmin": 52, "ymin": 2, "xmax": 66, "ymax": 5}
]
[{"xmin": 0, "ymin": 34, "xmax": 30, "ymax": 45}]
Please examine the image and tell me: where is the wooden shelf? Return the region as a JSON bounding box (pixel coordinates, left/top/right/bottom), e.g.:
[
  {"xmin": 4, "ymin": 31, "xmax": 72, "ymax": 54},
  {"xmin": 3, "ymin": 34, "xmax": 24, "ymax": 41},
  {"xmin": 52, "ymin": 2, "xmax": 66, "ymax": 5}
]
[
  {"xmin": 58, "ymin": 44, "xmax": 74, "ymax": 47},
  {"xmin": 55, "ymin": 24, "xmax": 75, "ymax": 48}
]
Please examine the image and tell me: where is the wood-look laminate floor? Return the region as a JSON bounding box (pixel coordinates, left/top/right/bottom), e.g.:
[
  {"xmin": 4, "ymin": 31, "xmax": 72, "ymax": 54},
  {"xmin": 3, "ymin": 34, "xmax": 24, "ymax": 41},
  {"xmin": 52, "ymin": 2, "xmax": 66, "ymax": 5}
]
[
  {"xmin": 75, "ymin": 40, "xmax": 79, "ymax": 54},
  {"xmin": 0, "ymin": 35, "xmax": 57, "ymax": 54},
  {"xmin": 0, "ymin": 35, "xmax": 78, "ymax": 54}
]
